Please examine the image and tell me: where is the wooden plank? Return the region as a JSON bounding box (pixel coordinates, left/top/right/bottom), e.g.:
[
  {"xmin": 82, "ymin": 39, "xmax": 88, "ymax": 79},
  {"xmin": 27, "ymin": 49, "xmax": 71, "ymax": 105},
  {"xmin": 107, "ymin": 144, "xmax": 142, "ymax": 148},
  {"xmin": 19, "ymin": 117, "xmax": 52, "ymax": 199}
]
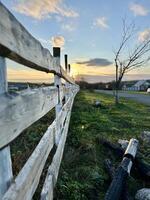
[
  {"xmin": 53, "ymin": 47, "xmax": 63, "ymax": 145},
  {"xmin": 64, "ymin": 54, "xmax": 70, "ymax": 101},
  {"xmin": 0, "ymin": 2, "xmax": 58, "ymax": 73},
  {"xmin": 61, "ymin": 67, "xmax": 75, "ymax": 84},
  {"xmin": 0, "ymin": 56, "xmax": 7, "ymax": 93},
  {"xmin": 2, "ymin": 122, "xmax": 55, "ymax": 200},
  {"xmin": 0, "ymin": 2, "xmax": 75, "ymax": 84},
  {"xmin": 64, "ymin": 55, "xmax": 68, "ymax": 71},
  {"xmin": 2, "ymin": 94, "xmax": 75, "ymax": 200},
  {"xmin": 41, "ymin": 112, "xmax": 71, "ymax": 200},
  {"xmin": 40, "ymin": 96, "xmax": 75, "ymax": 200},
  {"xmin": 0, "ymin": 56, "xmax": 13, "ymax": 199},
  {"xmin": 0, "ymin": 86, "xmax": 58, "ymax": 149},
  {"xmin": 54, "ymin": 95, "xmax": 71, "ymax": 145},
  {"xmin": 0, "ymin": 147, "xmax": 13, "ymax": 199},
  {"xmin": 40, "ymin": 176, "xmax": 53, "ymax": 200},
  {"xmin": 56, "ymin": 95, "xmax": 73, "ymax": 131}
]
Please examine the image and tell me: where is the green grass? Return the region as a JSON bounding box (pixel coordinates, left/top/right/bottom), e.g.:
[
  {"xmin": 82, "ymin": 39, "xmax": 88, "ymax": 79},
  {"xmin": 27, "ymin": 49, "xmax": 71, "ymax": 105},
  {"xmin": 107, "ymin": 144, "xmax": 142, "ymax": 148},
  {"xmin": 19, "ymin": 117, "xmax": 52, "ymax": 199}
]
[
  {"xmin": 11, "ymin": 90, "xmax": 150, "ymax": 199},
  {"xmin": 55, "ymin": 90, "xmax": 150, "ymax": 199}
]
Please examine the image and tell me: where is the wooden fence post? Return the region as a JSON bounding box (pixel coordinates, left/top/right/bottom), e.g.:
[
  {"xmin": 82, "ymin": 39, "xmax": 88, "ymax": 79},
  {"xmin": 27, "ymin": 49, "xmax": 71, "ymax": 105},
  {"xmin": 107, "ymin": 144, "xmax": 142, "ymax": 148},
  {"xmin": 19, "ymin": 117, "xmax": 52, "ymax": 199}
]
[
  {"xmin": 53, "ymin": 47, "xmax": 62, "ymax": 145},
  {"xmin": 68, "ymin": 64, "xmax": 71, "ymax": 76},
  {"xmin": 0, "ymin": 56, "xmax": 13, "ymax": 198},
  {"xmin": 64, "ymin": 54, "xmax": 68, "ymax": 72},
  {"xmin": 64, "ymin": 54, "xmax": 70, "ymax": 101},
  {"xmin": 68, "ymin": 64, "xmax": 72, "ymax": 95}
]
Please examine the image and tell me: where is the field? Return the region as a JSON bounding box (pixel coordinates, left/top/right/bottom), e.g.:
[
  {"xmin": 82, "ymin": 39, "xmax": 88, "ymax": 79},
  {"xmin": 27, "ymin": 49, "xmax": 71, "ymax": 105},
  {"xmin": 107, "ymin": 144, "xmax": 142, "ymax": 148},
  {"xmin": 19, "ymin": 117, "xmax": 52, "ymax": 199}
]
[
  {"xmin": 55, "ymin": 90, "xmax": 150, "ymax": 199},
  {"xmin": 11, "ymin": 90, "xmax": 150, "ymax": 199}
]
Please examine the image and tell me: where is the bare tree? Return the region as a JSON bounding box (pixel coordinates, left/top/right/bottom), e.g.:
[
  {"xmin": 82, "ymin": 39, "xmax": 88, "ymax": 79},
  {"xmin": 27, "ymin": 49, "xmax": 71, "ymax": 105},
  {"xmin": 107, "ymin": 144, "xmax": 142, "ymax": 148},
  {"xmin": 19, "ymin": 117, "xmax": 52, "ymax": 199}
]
[{"xmin": 114, "ymin": 20, "xmax": 150, "ymax": 104}]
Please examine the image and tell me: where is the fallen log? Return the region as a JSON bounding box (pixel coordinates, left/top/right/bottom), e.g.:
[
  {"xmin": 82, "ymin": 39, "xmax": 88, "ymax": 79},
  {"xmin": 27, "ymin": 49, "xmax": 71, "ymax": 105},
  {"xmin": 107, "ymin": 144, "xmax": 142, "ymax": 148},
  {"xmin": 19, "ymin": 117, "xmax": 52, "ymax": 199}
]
[
  {"xmin": 104, "ymin": 139, "xmax": 138, "ymax": 200},
  {"xmin": 100, "ymin": 138, "xmax": 150, "ymax": 180},
  {"xmin": 135, "ymin": 188, "xmax": 150, "ymax": 200},
  {"xmin": 104, "ymin": 159, "xmax": 130, "ymax": 200},
  {"xmin": 104, "ymin": 159, "xmax": 114, "ymax": 179},
  {"xmin": 118, "ymin": 139, "xmax": 128, "ymax": 149}
]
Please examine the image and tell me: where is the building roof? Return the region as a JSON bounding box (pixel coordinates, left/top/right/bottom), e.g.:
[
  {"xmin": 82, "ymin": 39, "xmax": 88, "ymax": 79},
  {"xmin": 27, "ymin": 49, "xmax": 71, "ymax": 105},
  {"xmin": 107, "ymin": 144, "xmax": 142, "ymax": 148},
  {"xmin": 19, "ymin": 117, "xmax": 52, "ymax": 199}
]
[{"xmin": 133, "ymin": 80, "xmax": 149, "ymax": 87}]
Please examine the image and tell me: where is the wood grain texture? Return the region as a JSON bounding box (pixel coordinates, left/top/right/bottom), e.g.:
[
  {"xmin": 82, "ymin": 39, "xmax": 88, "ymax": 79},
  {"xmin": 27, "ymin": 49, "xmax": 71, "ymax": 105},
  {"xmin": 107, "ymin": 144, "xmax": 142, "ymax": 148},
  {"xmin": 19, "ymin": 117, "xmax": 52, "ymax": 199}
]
[
  {"xmin": 0, "ymin": 3, "xmax": 75, "ymax": 84},
  {"xmin": 0, "ymin": 147, "xmax": 13, "ymax": 199},
  {"xmin": 124, "ymin": 139, "xmax": 139, "ymax": 159},
  {"xmin": 0, "ymin": 86, "xmax": 58, "ymax": 149},
  {"xmin": 60, "ymin": 67, "xmax": 75, "ymax": 84},
  {"xmin": 2, "ymin": 122, "xmax": 55, "ymax": 200},
  {"xmin": 0, "ymin": 56, "xmax": 13, "ymax": 199},
  {"xmin": 55, "ymin": 95, "xmax": 73, "ymax": 143},
  {"xmin": 41, "ymin": 112, "xmax": 71, "ymax": 200},
  {"xmin": 2, "ymin": 93, "xmax": 76, "ymax": 200},
  {"xmin": 0, "ymin": 57, "xmax": 7, "ymax": 93},
  {"xmin": 40, "ymin": 96, "xmax": 75, "ymax": 200}
]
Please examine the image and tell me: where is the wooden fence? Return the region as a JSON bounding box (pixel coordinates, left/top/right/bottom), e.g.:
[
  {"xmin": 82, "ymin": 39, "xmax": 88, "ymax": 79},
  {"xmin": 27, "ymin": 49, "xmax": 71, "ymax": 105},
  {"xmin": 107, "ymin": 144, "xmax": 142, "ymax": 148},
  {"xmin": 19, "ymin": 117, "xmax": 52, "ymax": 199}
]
[{"xmin": 0, "ymin": 2, "xmax": 79, "ymax": 200}]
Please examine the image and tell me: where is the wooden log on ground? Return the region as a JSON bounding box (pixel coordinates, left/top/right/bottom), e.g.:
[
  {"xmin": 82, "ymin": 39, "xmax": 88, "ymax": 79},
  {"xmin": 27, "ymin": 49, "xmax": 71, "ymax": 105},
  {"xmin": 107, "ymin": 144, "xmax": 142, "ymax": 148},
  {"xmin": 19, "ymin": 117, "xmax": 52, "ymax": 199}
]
[
  {"xmin": 99, "ymin": 138, "xmax": 150, "ymax": 180},
  {"xmin": 104, "ymin": 160, "xmax": 131, "ymax": 200},
  {"xmin": 104, "ymin": 159, "xmax": 114, "ymax": 179},
  {"xmin": 100, "ymin": 138, "xmax": 124, "ymax": 156},
  {"xmin": 104, "ymin": 158, "xmax": 130, "ymax": 200},
  {"xmin": 135, "ymin": 188, "xmax": 150, "ymax": 200},
  {"xmin": 104, "ymin": 139, "xmax": 138, "ymax": 200}
]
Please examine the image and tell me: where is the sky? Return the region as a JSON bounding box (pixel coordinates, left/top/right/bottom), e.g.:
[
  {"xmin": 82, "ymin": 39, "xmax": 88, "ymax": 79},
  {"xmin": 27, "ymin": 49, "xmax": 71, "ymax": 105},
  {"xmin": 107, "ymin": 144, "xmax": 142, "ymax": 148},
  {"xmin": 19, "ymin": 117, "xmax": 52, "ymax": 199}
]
[{"xmin": 1, "ymin": 0, "xmax": 150, "ymax": 83}]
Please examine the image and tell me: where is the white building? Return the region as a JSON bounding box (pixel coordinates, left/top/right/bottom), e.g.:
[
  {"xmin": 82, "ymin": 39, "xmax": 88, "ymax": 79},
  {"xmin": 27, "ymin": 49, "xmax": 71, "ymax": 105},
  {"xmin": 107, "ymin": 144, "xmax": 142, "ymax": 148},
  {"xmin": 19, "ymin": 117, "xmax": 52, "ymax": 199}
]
[{"xmin": 123, "ymin": 80, "xmax": 150, "ymax": 91}]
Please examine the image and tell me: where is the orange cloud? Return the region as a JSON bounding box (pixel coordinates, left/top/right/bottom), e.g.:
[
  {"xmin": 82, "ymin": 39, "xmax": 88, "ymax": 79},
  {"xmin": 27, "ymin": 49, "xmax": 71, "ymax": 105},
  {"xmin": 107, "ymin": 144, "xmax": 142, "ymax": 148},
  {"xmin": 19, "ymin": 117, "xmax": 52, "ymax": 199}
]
[{"xmin": 14, "ymin": 0, "xmax": 79, "ymax": 19}]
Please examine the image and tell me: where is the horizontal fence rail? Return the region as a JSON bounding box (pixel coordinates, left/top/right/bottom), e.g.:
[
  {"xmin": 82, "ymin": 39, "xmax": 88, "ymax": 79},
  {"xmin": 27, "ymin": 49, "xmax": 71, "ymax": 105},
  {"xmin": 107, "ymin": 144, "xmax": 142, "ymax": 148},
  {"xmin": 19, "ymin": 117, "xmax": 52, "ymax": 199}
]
[
  {"xmin": 0, "ymin": 87, "xmax": 58, "ymax": 149},
  {"xmin": 0, "ymin": 2, "xmax": 79, "ymax": 199},
  {"xmin": 0, "ymin": 2, "xmax": 74, "ymax": 84},
  {"xmin": 41, "ymin": 96, "xmax": 75, "ymax": 200},
  {"xmin": 2, "ymin": 94, "xmax": 77, "ymax": 200}
]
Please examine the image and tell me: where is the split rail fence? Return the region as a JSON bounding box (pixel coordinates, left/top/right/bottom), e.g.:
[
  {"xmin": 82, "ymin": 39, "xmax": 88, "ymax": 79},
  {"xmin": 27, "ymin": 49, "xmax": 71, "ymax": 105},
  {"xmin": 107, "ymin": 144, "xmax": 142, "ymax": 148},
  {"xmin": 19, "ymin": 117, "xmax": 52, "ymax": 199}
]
[{"xmin": 0, "ymin": 2, "xmax": 79, "ymax": 200}]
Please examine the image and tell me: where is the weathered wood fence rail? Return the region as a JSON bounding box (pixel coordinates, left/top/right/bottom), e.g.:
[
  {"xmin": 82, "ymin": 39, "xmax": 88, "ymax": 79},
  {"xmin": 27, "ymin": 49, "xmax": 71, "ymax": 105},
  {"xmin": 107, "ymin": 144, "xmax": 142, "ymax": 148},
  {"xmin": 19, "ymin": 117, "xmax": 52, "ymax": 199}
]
[{"xmin": 0, "ymin": 2, "xmax": 79, "ymax": 200}]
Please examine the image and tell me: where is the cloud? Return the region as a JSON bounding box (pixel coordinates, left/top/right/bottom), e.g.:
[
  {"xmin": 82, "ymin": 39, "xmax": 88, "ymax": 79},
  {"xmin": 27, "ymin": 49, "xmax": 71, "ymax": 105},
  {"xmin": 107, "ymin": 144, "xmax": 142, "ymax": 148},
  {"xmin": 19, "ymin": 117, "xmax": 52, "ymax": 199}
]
[
  {"xmin": 76, "ymin": 58, "xmax": 112, "ymax": 67},
  {"xmin": 93, "ymin": 17, "xmax": 109, "ymax": 29},
  {"xmin": 62, "ymin": 24, "xmax": 75, "ymax": 32},
  {"xmin": 129, "ymin": 3, "xmax": 149, "ymax": 16},
  {"xmin": 14, "ymin": 0, "xmax": 79, "ymax": 19},
  {"xmin": 51, "ymin": 36, "xmax": 65, "ymax": 47},
  {"xmin": 138, "ymin": 29, "xmax": 150, "ymax": 42}
]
